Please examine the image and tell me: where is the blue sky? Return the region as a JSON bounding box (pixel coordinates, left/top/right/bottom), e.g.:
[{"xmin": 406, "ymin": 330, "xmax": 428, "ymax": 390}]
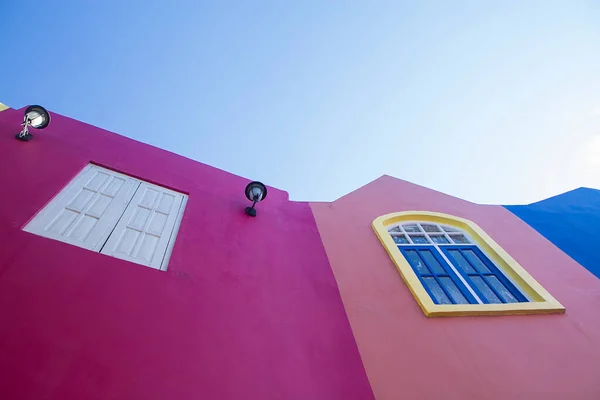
[{"xmin": 1, "ymin": 1, "xmax": 599, "ymax": 203}]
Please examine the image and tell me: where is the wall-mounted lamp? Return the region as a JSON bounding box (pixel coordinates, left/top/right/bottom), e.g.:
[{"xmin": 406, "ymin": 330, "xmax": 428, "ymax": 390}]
[
  {"xmin": 244, "ymin": 181, "xmax": 267, "ymax": 217},
  {"xmin": 16, "ymin": 105, "xmax": 50, "ymax": 141}
]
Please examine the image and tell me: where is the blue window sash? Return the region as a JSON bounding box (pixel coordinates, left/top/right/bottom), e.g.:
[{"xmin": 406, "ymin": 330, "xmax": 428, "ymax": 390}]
[
  {"xmin": 440, "ymin": 246, "xmax": 528, "ymax": 304},
  {"xmin": 399, "ymin": 246, "xmax": 478, "ymax": 305}
]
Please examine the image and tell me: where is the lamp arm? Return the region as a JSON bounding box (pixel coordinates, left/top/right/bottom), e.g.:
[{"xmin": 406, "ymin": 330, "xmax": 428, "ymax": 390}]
[{"xmin": 18, "ymin": 117, "xmax": 30, "ymax": 138}]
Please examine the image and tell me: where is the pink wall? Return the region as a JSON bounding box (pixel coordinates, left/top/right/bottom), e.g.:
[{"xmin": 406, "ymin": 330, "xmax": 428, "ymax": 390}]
[
  {"xmin": 0, "ymin": 108, "xmax": 374, "ymax": 399},
  {"xmin": 311, "ymin": 176, "xmax": 600, "ymax": 400}
]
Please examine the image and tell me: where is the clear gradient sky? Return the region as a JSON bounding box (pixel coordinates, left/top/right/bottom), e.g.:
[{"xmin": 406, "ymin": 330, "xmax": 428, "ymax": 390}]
[{"xmin": 1, "ymin": 1, "xmax": 599, "ymax": 203}]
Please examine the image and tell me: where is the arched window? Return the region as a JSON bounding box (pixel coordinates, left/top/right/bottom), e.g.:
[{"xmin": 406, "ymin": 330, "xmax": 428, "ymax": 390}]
[
  {"xmin": 373, "ymin": 212, "xmax": 564, "ymax": 317},
  {"xmin": 389, "ymin": 222, "xmax": 527, "ymax": 305}
]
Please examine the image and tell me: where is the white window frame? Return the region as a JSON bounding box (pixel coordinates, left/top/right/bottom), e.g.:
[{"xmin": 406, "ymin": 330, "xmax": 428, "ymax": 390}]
[
  {"xmin": 387, "ymin": 221, "xmax": 531, "ymax": 303},
  {"xmin": 24, "ymin": 164, "xmax": 187, "ymax": 271}
]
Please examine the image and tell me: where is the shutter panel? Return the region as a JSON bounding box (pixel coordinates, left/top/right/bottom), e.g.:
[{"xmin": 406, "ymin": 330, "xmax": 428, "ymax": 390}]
[
  {"xmin": 100, "ymin": 182, "xmax": 185, "ymax": 270},
  {"xmin": 24, "ymin": 165, "xmax": 140, "ymax": 250}
]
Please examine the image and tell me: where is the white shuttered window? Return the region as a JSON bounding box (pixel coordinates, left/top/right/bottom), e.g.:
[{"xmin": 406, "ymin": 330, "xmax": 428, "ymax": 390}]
[{"xmin": 24, "ymin": 164, "xmax": 187, "ymax": 271}]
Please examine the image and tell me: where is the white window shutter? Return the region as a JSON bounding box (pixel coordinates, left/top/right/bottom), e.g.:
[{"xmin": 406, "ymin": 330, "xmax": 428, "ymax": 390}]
[
  {"xmin": 100, "ymin": 183, "xmax": 185, "ymax": 270},
  {"xmin": 24, "ymin": 165, "xmax": 141, "ymax": 250}
]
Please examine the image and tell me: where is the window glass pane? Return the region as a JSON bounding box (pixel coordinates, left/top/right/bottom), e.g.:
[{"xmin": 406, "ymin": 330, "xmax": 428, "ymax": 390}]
[
  {"xmin": 449, "ymin": 234, "xmax": 470, "ymax": 244},
  {"xmin": 419, "ymin": 250, "xmax": 446, "ymax": 275},
  {"xmin": 431, "ymin": 235, "xmax": 450, "ymax": 244},
  {"xmin": 392, "ymin": 235, "xmax": 409, "ymax": 244},
  {"xmin": 438, "ymin": 277, "xmax": 469, "ymax": 304},
  {"xmin": 403, "ymin": 224, "xmax": 421, "ymax": 233},
  {"xmin": 447, "ymin": 250, "xmax": 475, "ymax": 274},
  {"xmin": 486, "ymin": 276, "xmax": 519, "ymax": 303},
  {"xmin": 409, "ymin": 235, "xmax": 429, "ymax": 244},
  {"xmin": 470, "ymin": 276, "xmax": 502, "ymax": 303},
  {"xmin": 423, "ymin": 277, "xmax": 452, "ymax": 304},
  {"xmin": 463, "ymin": 250, "xmax": 491, "ymax": 273},
  {"xmin": 442, "ymin": 226, "xmax": 460, "ymax": 232},
  {"xmin": 404, "ymin": 250, "xmax": 430, "ymax": 275},
  {"xmin": 389, "ymin": 226, "xmax": 402, "ymax": 233},
  {"xmin": 422, "ymin": 224, "xmax": 441, "ymax": 233}
]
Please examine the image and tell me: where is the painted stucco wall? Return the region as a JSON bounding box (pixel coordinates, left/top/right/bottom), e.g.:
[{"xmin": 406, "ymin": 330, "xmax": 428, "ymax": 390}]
[
  {"xmin": 0, "ymin": 107, "xmax": 373, "ymax": 400},
  {"xmin": 310, "ymin": 176, "xmax": 600, "ymax": 400},
  {"xmin": 506, "ymin": 187, "xmax": 600, "ymax": 280}
]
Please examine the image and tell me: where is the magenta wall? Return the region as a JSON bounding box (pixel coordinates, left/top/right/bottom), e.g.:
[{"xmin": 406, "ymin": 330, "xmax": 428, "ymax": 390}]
[{"xmin": 0, "ymin": 108, "xmax": 373, "ymax": 399}]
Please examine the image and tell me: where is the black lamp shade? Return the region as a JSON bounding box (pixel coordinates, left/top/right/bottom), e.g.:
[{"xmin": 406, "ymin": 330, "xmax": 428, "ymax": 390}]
[
  {"xmin": 245, "ymin": 181, "xmax": 267, "ymax": 202},
  {"xmin": 25, "ymin": 105, "xmax": 50, "ymax": 129}
]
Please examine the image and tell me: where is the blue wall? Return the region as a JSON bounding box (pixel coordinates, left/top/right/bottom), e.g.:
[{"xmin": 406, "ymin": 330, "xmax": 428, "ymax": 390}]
[{"xmin": 505, "ymin": 187, "xmax": 600, "ymax": 280}]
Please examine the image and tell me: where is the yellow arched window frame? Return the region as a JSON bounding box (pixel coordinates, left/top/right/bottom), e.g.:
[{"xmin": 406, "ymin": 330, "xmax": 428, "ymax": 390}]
[{"xmin": 372, "ymin": 211, "xmax": 565, "ymax": 317}]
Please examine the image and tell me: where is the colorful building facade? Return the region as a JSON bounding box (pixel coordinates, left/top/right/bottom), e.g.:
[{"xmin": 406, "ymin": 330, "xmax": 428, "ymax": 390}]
[{"xmin": 0, "ymin": 104, "xmax": 599, "ymax": 399}]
